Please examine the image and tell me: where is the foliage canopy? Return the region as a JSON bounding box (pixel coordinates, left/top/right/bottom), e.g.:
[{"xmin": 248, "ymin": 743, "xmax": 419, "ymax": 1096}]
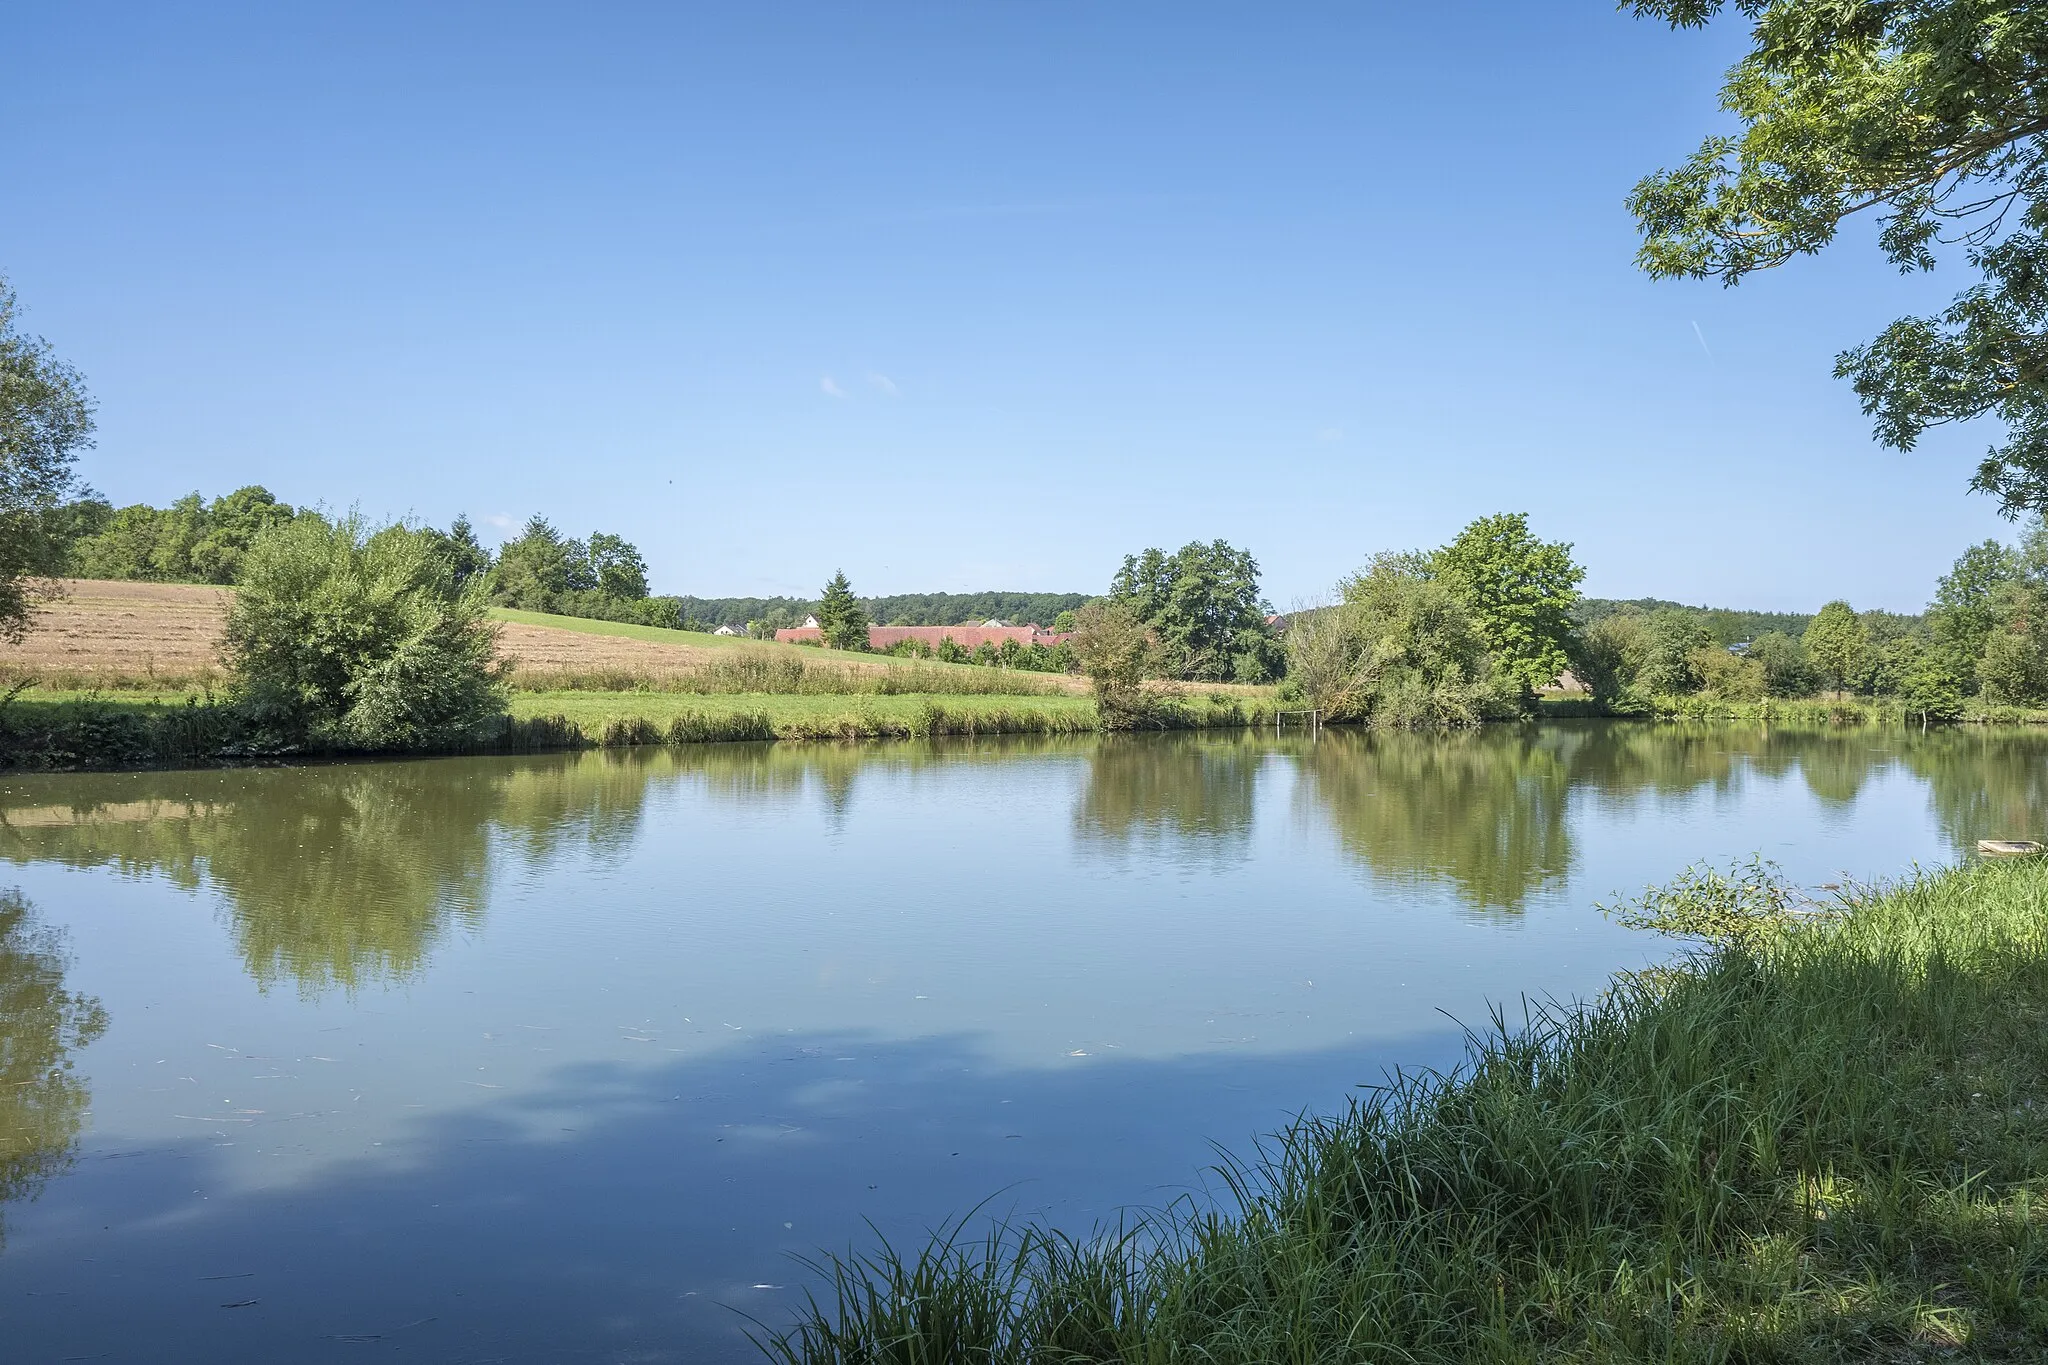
[
  {"xmin": 1804, "ymin": 599, "xmax": 1871, "ymax": 694},
  {"xmin": 1629, "ymin": 0, "xmax": 2048, "ymax": 513},
  {"xmin": 0, "ymin": 276, "xmax": 94, "ymax": 642},
  {"xmin": 1432, "ymin": 513, "xmax": 1585, "ymax": 696},
  {"xmin": 60, "ymin": 485, "xmax": 298, "ymax": 585},
  {"xmin": 1110, "ymin": 539, "xmax": 1282, "ymax": 683}
]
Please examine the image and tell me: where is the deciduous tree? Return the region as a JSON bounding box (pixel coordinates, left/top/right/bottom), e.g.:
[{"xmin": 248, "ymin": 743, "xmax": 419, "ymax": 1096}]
[
  {"xmin": 1110, "ymin": 539, "xmax": 1280, "ymax": 683},
  {"xmin": 1334, "ymin": 553, "xmax": 1516, "ymax": 728},
  {"xmin": 191, "ymin": 486, "xmax": 296, "ymax": 584},
  {"xmin": 1431, "ymin": 513, "xmax": 1585, "ymax": 697},
  {"xmin": 0, "ymin": 276, "xmax": 94, "ymax": 641},
  {"xmin": 586, "ymin": 532, "xmax": 649, "ymax": 600},
  {"xmin": 1628, "ymin": 1, "xmax": 2048, "ymax": 512},
  {"xmin": 1747, "ymin": 630, "xmax": 1812, "ymax": 697},
  {"xmin": 1636, "ymin": 610, "xmax": 1717, "ymax": 696},
  {"xmin": 1804, "ymin": 600, "xmax": 1869, "ymax": 696},
  {"xmin": 1902, "ymin": 645, "xmax": 1968, "ymax": 722}
]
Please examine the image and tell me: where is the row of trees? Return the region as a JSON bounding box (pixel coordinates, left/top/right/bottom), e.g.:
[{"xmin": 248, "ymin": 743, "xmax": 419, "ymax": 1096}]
[
  {"xmin": 50, "ymin": 486, "xmax": 299, "ymax": 585},
  {"xmin": 26, "ymin": 480, "xmax": 660, "ymax": 628},
  {"xmin": 1573, "ymin": 598, "xmax": 1813, "ymax": 645},
  {"xmin": 1571, "ymin": 601, "xmax": 1947, "ymax": 710},
  {"xmin": 490, "ymin": 517, "xmax": 650, "ymax": 613},
  {"xmin": 1923, "ymin": 523, "xmax": 2048, "ymax": 709},
  {"xmin": 1558, "ymin": 519, "xmax": 2048, "ymax": 718}
]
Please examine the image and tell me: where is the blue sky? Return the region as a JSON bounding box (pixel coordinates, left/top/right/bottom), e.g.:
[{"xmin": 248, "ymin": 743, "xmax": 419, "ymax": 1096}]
[{"xmin": 2, "ymin": 2, "xmax": 2015, "ymax": 610}]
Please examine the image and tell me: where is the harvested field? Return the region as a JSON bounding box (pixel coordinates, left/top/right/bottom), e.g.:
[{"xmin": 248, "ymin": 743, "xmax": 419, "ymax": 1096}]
[
  {"xmin": 0, "ymin": 580, "xmax": 1090, "ymax": 696},
  {"xmin": 494, "ymin": 620, "xmax": 731, "ymax": 677},
  {"xmin": 0, "ymin": 579, "xmax": 231, "ymax": 687}
]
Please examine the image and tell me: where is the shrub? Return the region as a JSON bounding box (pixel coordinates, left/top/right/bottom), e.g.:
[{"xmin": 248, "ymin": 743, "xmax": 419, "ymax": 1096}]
[
  {"xmin": 1337, "ymin": 555, "xmax": 1519, "ymax": 728},
  {"xmin": 666, "ymin": 710, "xmax": 774, "ymax": 743},
  {"xmin": 598, "ymin": 715, "xmax": 663, "ymax": 746},
  {"xmin": 1068, "ymin": 599, "xmax": 1155, "ymax": 729},
  {"xmin": 1747, "ymin": 629, "xmax": 1812, "ymax": 696},
  {"xmin": 224, "ymin": 513, "xmax": 507, "ymax": 750},
  {"xmin": 1690, "ymin": 643, "xmax": 1765, "ymax": 701}
]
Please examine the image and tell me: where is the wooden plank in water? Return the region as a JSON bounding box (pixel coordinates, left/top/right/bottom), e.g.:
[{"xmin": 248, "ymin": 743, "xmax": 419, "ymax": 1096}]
[{"xmin": 1978, "ymin": 839, "xmax": 2045, "ymax": 857}]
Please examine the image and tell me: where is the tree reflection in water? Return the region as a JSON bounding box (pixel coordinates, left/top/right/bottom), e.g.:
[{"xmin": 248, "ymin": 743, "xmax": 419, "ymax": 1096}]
[
  {"xmin": 0, "ymin": 755, "xmax": 661, "ymax": 997},
  {"xmin": 1074, "ymin": 733, "xmax": 1267, "ymax": 863},
  {"xmin": 2, "ymin": 725, "xmax": 2046, "ymax": 995},
  {"xmin": 1283, "ymin": 724, "xmax": 2048, "ymax": 912},
  {"xmin": 1294, "ymin": 728, "xmax": 1575, "ymax": 911},
  {"xmin": 0, "ymin": 889, "xmax": 107, "ymax": 1249}
]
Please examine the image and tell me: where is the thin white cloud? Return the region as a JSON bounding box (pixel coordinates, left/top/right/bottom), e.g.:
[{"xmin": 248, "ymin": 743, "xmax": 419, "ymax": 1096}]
[
  {"xmin": 820, "ymin": 375, "xmax": 848, "ymax": 398},
  {"xmin": 866, "ymin": 372, "xmax": 899, "ymax": 397},
  {"xmin": 1691, "ymin": 320, "xmax": 1714, "ymax": 360},
  {"xmin": 481, "ymin": 512, "xmax": 518, "ymax": 530}
]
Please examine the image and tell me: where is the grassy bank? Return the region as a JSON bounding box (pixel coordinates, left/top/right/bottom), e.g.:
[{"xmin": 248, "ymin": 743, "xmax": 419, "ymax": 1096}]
[
  {"xmin": 508, "ymin": 690, "xmax": 1101, "ymax": 741},
  {"xmin": 0, "ymin": 687, "xmax": 1281, "ymax": 768},
  {"xmin": 768, "ymin": 858, "xmax": 2048, "ymax": 1363}
]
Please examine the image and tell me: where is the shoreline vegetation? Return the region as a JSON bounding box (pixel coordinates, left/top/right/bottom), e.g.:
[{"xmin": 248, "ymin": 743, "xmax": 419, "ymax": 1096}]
[
  {"xmin": 16, "ymin": 493, "xmax": 2048, "ymax": 770},
  {"xmin": 11, "ymin": 595, "xmax": 2048, "ymax": 771},
  {"xmin": 10, "ymin": 684, "xmax": 2048, "ymax": 773},
  {"xmin": 765, "ymin": 856, "xmax": 2048, "ymax": 1363},
  {"xmin": 11, "ymin": 611, "xmax": 2048, "ymax": 772},
  {"xmin": 0, "ymin": 687, "xmax": 1277, "ymax": 771}
]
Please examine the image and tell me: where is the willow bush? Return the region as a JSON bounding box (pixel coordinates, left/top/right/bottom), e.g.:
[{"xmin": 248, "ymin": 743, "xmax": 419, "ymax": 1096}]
[{"xmin": 225, "ymin": 514, "xmax": 506, "ymax": 751}]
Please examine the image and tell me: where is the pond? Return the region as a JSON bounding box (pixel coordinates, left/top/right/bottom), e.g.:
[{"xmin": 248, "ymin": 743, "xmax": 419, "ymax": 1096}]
[{"xmin": 1, "ymin": 723, "xmax": 2043, "ymax": 1361}]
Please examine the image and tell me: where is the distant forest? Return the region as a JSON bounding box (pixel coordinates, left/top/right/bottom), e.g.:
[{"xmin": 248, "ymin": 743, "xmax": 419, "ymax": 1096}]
[
  {"xmin": 677, "ymin": 591, "xmax": 1094, "ymax": 630},
  {"xmin": 1572, "ymin": 598, "xmax": 1830, "ymax": 643}
]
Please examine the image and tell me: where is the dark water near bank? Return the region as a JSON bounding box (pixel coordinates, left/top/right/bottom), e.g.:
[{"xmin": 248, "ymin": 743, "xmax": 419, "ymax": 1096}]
[{"xmin": 0, "ymin": 724, "xmax": 2043, "ymax": 1361}]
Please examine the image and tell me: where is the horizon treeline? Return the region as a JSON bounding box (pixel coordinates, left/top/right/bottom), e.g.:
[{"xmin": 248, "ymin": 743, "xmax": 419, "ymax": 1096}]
[
  {"xmin": 30, "ymin": 490, "xmax": 1107, "ymax": 632},
  {"xmin": 680, "ymin": 591, "xmax": 1095, "ymax": 633},
  {"xmin": 35, "ymin": 487, "xmax": 1886, "ymax": 649},
  {"xmin": 1573, "ymin": 598, "xmax": 1828, "ymax": 644}
]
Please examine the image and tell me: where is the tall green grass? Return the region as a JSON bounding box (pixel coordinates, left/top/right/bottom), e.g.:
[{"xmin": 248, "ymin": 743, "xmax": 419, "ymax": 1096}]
[
  {"xmin": 550, "ymin": 700, "xmax": 1099, "ymax": 747},
  {"xmin": 765, "ymin": 858, "xmax": 2048, "ymax": 1362},
  {"xmin": 508, "ymin": 655, "xmax": 1071, "ymax": 698},
  {"xmin": 1596, "ymin": 692, "xmax": 2048, "ymax": 727},
  {"xmin": 526, "ymin": 692, "xmax": 1276, "ymax": 747},
  {"xmin": 0, "ymin": 693, "xmax": 249, "ymax": 768}
]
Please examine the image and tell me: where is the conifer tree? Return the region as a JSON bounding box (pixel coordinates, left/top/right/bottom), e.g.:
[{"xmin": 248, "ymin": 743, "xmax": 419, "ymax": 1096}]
[{"xmin": 817, "ymin": 570, "xmax": 868, "ymax": 650}]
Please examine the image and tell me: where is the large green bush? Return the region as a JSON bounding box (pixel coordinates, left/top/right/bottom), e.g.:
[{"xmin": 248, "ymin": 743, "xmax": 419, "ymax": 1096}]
[
  {"xmin": 224, "ymin": 514, "xmax": 506, "ymax": 750},
  {"xmin": 1346, "ymin": 558, "xmax": 1519, "ymax": 727}
]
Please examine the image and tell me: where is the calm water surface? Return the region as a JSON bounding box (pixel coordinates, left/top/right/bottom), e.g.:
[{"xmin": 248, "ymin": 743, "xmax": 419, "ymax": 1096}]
[{"xmin": 1, "ymin": 724, "xmax": 2044, "ymax": 1361}]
